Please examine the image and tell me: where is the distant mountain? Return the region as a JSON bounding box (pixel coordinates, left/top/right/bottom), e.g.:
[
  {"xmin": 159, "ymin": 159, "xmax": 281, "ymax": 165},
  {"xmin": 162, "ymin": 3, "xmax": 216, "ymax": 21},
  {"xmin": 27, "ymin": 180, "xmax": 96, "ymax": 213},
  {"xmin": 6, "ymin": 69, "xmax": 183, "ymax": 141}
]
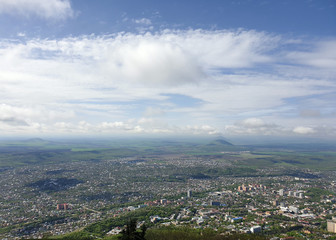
[
  {"xmin": 208, "ymin": 138, "xmax": 233, "ymax": 146},
  {"xmin": 24, "ymin": 138, "xmax": 47, "ymax": 143}
]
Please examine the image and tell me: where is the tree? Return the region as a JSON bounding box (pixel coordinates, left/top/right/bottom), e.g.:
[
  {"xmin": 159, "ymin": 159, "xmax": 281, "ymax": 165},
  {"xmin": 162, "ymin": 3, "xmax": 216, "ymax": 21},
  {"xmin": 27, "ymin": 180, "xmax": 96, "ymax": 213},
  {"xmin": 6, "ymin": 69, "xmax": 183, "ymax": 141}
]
[{"xmin": 118, "ymin": 219, "xmax": 146, "ymax": 240}]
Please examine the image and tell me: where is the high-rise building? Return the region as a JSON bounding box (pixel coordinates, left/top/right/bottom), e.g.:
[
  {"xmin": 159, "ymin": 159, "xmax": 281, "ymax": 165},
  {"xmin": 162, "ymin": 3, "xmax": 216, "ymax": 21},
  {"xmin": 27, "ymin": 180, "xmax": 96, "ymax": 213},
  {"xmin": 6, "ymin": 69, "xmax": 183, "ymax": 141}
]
[
  {"xmin": 279, "ymin": 189, "xmax": 284, "ymax": 196},
  {"xmin": 57, "ymin": 203, "xmax": 69, "ymax": 210},
  {"xmin": 250, "ymin": 226, "xmax": 261, "ymax": 233},
  {"xmin": 327, "ymin": 221, "xmax": 336, "ymax": 233},
  {"xmin": 187, "ymin": 190, "xmax": 192, "ymax": 198}
]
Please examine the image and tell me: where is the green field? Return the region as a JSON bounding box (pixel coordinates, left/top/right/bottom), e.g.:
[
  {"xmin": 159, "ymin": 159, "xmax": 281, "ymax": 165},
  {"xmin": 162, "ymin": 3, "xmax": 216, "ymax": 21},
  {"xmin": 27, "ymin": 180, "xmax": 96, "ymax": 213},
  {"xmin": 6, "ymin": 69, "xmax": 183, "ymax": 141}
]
[
  {"xmin": 238, "ymin": 150, "xmax": 336, "ymax": 170},
  {"xmin": 0, "ymin": 138, "xmax": 335, "ymax": 171}
]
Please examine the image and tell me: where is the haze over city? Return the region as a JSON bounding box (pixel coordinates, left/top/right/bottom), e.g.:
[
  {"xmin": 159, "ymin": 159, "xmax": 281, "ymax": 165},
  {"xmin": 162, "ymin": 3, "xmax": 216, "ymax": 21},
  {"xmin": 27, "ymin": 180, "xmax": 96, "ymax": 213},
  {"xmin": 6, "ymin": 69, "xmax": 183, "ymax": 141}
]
[{"xmin": 0, "ymin": 0, "xmax": 335, "ymax": 139}]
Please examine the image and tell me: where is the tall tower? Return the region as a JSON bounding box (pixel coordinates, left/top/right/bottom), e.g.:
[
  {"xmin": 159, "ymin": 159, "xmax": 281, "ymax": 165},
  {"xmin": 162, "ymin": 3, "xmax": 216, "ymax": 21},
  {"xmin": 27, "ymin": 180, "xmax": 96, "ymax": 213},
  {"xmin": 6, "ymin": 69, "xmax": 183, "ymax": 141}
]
[{"xmin": 187, "ymin": 190, "xmax": 192, "ymax": 198}]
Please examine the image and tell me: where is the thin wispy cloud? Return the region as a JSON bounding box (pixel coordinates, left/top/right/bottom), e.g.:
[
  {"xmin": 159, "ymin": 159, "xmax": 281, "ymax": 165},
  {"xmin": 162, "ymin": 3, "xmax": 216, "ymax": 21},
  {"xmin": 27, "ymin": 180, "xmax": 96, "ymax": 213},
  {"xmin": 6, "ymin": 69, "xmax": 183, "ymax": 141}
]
[
  {"xmin": 286, "ymin": 41, "xmax": 336, "ymax": 69},
  {"xmin": 134, "ymin": 18, "xmax": 152, "ymax": 25},
  {"xmin": 0, "ymin": 0, "xmax": 74, "ymax": 20}
]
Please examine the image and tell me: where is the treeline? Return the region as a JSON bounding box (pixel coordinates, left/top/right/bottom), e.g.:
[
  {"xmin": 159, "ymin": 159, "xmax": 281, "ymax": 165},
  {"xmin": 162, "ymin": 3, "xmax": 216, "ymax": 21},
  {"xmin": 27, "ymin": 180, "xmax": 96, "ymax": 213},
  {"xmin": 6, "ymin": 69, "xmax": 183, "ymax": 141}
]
[
  {"xmin": 305, "ymin": 187, "xmax": 334, "ymax": 202},
  {"xmin": 53, "ymin": 207, "xmax": 179, "ymax": 239},
  {"xmin": 41, "ymin": 226, "xmax": 269, "ymax": 240},
  {"xmin": 146, "ymin": 227, "xmax": 267, "ymax": 240}
]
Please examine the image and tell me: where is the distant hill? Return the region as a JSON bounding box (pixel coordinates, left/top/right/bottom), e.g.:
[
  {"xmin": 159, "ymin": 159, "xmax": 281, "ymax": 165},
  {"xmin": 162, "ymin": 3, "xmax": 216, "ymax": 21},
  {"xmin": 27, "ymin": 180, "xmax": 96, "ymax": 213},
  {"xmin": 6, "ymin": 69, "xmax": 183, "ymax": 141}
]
[
  {"xmin": 24, "ymin": 138, "xmax": 48, "ymax": 143},
  {"xmin": 208, "ymin": 138, "xmax": 233, "ymax": 146},
  {"xmin": 191, "ymin": 138, "xmax": 239, "ymax": 153}
]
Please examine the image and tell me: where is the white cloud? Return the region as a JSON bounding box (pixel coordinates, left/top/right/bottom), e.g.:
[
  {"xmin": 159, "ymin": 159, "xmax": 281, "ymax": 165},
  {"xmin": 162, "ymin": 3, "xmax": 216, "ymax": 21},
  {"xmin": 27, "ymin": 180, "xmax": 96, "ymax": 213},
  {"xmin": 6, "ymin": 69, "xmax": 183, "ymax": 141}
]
[
  {"xmin": 0, "ymin": 30, "xmax": 335, "ymax": 137},
  {"xmin": 99, "ymin": 121, "xmax": 133, "ymax": 131},
  {"xmin": 0, "ymin": 0, "xmax": 74, "ymax": 20},
  {"xmin": 299, "ymin": 109, "xmax": 321, "ymax": 118},
  {"xmin": 241, "ymin": 118, "xmax": 270, "ymax": 128},
  {"xmin": 225, "ymin": 118, "xmax": 282, "ymax": 135},
  {"xmin": 184, "ymin": 125, "xmax": 220, "ymax": 135},
  {"xmin": 134, "ymin": 18, "xmax": 152, "ymax": 25},
  {"xmin": 0, "ymin": 117, "xmax": 28, "ymax": 126},
  {"xmin": 0, "ymin": 30, "xmax": 278, "ymax": 89},
  {"xmin": 17, "ymin": 32, "xmax": 26, "ymax": 37},
  {"xmin": 144, "ymin": 107, "xmax": 165, "ymax": 117},
  {"xmin": 286, "ymin": 40, "xmax": 336, "ymax": 69},
  {"xmin": 178, "ymin": 29, "xmax": 277, "ymax": 68},
  {"xmin": 0, "ymin": 104, "xmax": 75, "ymax": 128},
  {"xmin": 47, "ymin": 120, "xmax": 219, "ymax": 136},
  {"xmin": 293, "ymin": 126, "xmax": 315, "ymax": 134},
  {"xmin": 103, "ymin": 37, "xmax": 204, "ymax": 86},
  {"xmin": 313, "ymin": 125, "xmax": 336, "ymax": 137},
  {"xmin": 224, "ymin": 119, "xmax": 335, "ymax": 137}
]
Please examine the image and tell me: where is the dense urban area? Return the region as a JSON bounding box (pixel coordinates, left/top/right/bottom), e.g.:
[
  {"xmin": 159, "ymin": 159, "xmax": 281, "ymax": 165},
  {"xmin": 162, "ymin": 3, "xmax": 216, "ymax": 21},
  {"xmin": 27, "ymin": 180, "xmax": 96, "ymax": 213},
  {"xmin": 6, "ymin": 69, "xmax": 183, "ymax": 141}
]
[{"xmin": 0, "ymin": 138, "xmax": 336, "ymax": 240}]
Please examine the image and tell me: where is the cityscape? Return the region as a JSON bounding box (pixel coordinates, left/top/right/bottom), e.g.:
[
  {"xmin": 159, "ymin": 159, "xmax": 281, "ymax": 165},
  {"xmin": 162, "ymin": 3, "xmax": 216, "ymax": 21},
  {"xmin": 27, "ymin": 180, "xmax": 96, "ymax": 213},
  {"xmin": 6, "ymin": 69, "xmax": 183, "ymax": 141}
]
[
  {"xmin": 0, "ymin": 0, "xmax": 335, "ymax": 239},
  {"xmin": 0, "ymin": 138, "xmax": 336, "ymax": 239}
]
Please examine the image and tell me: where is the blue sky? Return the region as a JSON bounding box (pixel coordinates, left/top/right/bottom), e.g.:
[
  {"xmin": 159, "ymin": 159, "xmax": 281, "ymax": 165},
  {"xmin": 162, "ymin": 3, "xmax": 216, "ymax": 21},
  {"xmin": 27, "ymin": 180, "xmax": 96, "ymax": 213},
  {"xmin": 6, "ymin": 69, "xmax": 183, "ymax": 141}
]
[{"xmin": 0, "ymin": 0, "xmax": 335, "ymax": 138}]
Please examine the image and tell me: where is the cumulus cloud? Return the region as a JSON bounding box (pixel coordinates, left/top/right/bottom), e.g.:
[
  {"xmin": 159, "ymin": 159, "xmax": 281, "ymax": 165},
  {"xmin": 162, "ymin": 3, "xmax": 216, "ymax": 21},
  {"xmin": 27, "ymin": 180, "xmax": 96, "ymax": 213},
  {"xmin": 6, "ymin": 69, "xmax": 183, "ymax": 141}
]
[
  {"xmin": 99, "ymin": 121, "xmax": 134, "ymax": 132},
  {"xmin": 49, "ymin": 120, "xmax": 219, "ymax": 136},
  {"xmin": 184, "ymin": 125, "xmax": 219, "ymax": 135},
  {"xmin": 225, "ymin": 118, "xmax": 281, "ymax": 135},
  {"xmin": 97, "ymin": 121, "xmax": 219, "ymax": 135},
  {"xmin": 0, "ymin": 30, "xmax": 335, "ymax": 137},
  {"xmin": 292, "ymin": 125, "xmax": 336, "ymax": 137},
  {"xmin": 0, "ymin": 104, "xmax": 74, "ymax": 128},
  {"xmin": 17, "ymin": 32, "xmax": 26, "ymax": 37},
  {"xmin": 0, "ymin": 29, "xmax": 277, "ymax": 87},
  {"xmin": 0, "ymin": 104, "xmax": 37, "ymax": 127},
  {"xmin": 0, "ymin": 0, "xmax": 74, "ymax": 20},
  {"xmin": 240, "ymin": 118, "xmax": 271, "ymax": 128},
  {"xmin": 225, "ymin": 119, "xmax": 335, "ymax": 137},
  {"xmin": 103, "ymin": 38, "xmax": 204, "ymax": 86},
  {"xmin": 293, "ymin": 126, "xmax": 315, "ymax": 134}
]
